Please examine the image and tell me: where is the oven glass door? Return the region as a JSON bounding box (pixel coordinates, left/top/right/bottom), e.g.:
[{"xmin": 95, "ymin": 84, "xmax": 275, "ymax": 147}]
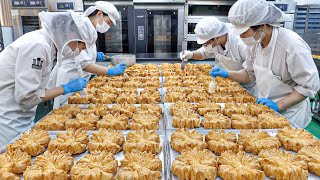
[
  {"xmin": 21, "ymin": 16, "xmax": 40, "ymax": 34},
  {"xmin": 147, "ymin": 10, "xmax": 178, "ymax": 53},
  {"xmin": 188, "ymin": 5, "xmax": 231, "ymax": 16}
]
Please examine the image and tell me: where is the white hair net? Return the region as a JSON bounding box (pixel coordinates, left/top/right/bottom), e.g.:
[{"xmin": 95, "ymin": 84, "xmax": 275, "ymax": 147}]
[
  {"xmin": 228, "ymin": 0, "xmax": 289, "ymax": 35},
  {"xmin": 194, "ymin": 17, "xmax": 230, "ymax": 44},
  {"xmin": 83, "ymin": 1, "xmax": 120, "ymax": 25}
]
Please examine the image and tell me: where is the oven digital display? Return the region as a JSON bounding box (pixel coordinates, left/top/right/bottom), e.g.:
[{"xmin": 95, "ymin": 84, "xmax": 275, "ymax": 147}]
[
  {"xmin": 57, "ymin": 2, "xmax": 74, "ymax": 10},
  {"xmin": 274, "ymin": 4, "xmax": 288, "ymax": 12},
  {"xmin": 12, "ymin": 0, "xmax": 45, "ymax": 7}
]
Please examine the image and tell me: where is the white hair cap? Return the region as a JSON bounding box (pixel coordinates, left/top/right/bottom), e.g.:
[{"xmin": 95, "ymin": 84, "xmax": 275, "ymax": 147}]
[
  {"xmin": 228, "ymin": 0, "xmax": 289, "ymax": 35},
  {"xmin": 83, "ymin": 1, "xmax": 120, "ymax": 25},
  {"xmin": 194, "ymin": 16, "xmax": 230, "ymax": 44}
]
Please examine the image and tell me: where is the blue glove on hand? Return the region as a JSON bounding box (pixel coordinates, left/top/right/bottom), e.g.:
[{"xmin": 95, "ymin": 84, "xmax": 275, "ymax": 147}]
[
  {"xmin": 257, "ymin": 98, "xmax": 279, "ymax": 112},
  {"xmin": 107, "ymin": 63, "xmax": 127, "ymax": 76},
  {"xmin": 61, "ymin": 78, "xmax": 87, "ymax": 95},
  {"xmin": 210, "ymin": 67, "xmax": 228, "ymax": 78},
  {"xmin": 96, "ymin": 52, "xmax": 105, "ymax": 62}
]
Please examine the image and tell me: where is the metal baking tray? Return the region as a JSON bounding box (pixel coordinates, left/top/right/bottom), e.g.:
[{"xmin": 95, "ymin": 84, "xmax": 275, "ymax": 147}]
[
  {"xmin": 166, "ymin": 129, "xmax": 319, "ymax": 180},
  {"xmin": 34, "ymin": 104, "xmax": 166, "ymax": 132},
  {"xmin": 1, "ymin": 130, "xmax": 167, "ymax": 180}
]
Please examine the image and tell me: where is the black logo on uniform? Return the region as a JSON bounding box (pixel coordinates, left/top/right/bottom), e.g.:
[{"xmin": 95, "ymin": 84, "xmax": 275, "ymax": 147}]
[{"xmin": 32, "ymin": 58, "xmax": 43, "ymax": 70}]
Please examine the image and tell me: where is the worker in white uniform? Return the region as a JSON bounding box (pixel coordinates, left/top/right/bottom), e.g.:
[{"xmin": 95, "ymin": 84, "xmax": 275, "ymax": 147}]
[
  {"xmin": 0, "ymin": 11, "xmax": 97, "ymax": 147},
  {"xmin": 211, "ymin": 0, "xmax": 320, "ymax": 128},
  {"xmin": 50, "ymin": 1, "xmax": 126, "ymax": 108},
  {"xmin": 180, "ymin": 17, "xmax": 255, "ymax": 94}
]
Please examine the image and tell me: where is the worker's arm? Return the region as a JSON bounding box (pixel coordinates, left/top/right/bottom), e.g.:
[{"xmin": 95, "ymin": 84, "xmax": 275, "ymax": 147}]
[
  {"xmin": 190, "ymin": 51, "xmax": 204, "ymax": 60},
  {"xmin": 41, "ymin": 86, "xmax": 64, "ymax": 102},
  {"xmin": 84, "ymin": 63, "xmax": 109, "ymax": 76},
  {"xmin": 210, "ymin": 68, "xmax": 251, "ymax": 83},
  {"xmin": 276, "ymin": 90, "xmax": 307, "ymax": 112}
]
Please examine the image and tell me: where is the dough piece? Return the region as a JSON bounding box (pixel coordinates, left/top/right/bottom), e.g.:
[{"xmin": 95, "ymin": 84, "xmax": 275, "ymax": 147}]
[
  {"xmin": 0, "ymin": 149, "xmax": 31, "ymax": 176},
  {"xmin": 165, "ymin": 92, "xmax": 186, "ymax": 102},
  {"xmin": 23, "ymin": 150, "xmax": 73, "ymax": 180},
  {"xmin": 130, "ymin": 113, "xmax": 160, "ymax": 130},
  {"xmin": 170, "ymin": 102, "xmax": 195, "ymax": 116},
  {"xmin": 137, "ymin": 104, "xmax": 162, "ymax": 118},
  {"xmin": 233, "ymin": 93, "xmax": 257, "ymax": 103},
  {"xmin": 48, "ymin": 129, "xmax": 89, "ymax": 155},
  {"xmin": 172, "ymin": 148, "xmax": 217, "ymax": 180},
  {"xmin": 196, "ymin": 102, "xmax": 221, "ymax": 116},
  {"xmin": 116, "ymin": 92, "xmax": 139, "ymax": 104},
  {"xmin": 51, "ymin": 105, "xmax": 81, "ymax": 117},
  {"xmin": 247, "ymin": 103, "xmax": 274, "ymax": 116},
  {"xmin": 88, "ymin": 104, "xmax": 109, "ymax": 117},
  {"xmin": 88, "ymin": 129, "xmax": 124, "ymax": 154},
  {"xmin": 209, "ymin": 93, "xmax": 234, "ymax": 103},
  {"xmin": 222, "ymin": 103, "xmax": 250, "ymax": 118},
  {"xmin": 276, "ymin": 127, "xmax": 320, "ymax": 152},
  {"xmin": 258, "ymin": 148, "xmax": 308, "ymax": 180},
  {"xmin": 97, "ymin": 113, "xmax": 129, "ymax": 130},
  {"xmin": 68, "ymin": 93, "xmax": 91, "ymax": 104},
  {"xmin": 91, "ymin": 93, "xmax": 117, "ymax": 104},
  {"xmin": 201, "ymin": 112, "xmax": 231, "ymax": 129},
  {"xmin": 205, "ymin": 130, "xmax": 240, "ymax": 155},
  {"xmin": 65, "ymin": 113, "xmax": 99, "ymax": 130},
  {"xmin": 7, "ymin": 129, "xmax": 50, "ymax": 156},
  {"xmin": 116, "ymin": 150, "xmax": 162, "ymax": 180},
  {"xmin": 298, "ymin": 146, "xmax": 320, "ymax": 176},
  {"xmin": 218, "ymin": 151, "xmax": 265, "ymax": 180},
  {"xmin": 110, "ymin": 104, "xmax": 137, "ymax": 118},
  {"xmin": 172, "ymin": 110, "xmax": 200, "ymax": 128},
  {"xmin": 258, "ymin": 112, "xmax": 290, "ymax": 129},
  {"xmin": 170, "ymin": 129, "xmax": 207, "ymax": 152},
  {"xmin": 123, "ymin": 129, "xmax": 162, "ymax": 154},
  {"xmin": 139, "ymin": 90, "xmax": 161, "ymax": 104},
  {"xmin": 187, "ymin": 91, "xmax": 208, "ymax": 103},
  {"xmin": 231, "ymin": 114, "xmax": 261, "ymax": 129},
  {"xmin": 71, "ymin": 151, "xmax": 117, "ymax": 180},
  {"xmin": 238, "ymin": 130, "xmax": 281, "ymax": 154},
  {"xmin": 34, "ymin": 114, "xmax": 66, "ymax": 130}
]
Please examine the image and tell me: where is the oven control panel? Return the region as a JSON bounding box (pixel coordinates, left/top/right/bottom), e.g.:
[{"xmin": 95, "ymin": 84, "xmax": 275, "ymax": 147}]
[{"xmin": 12, "ymin": 0, "xmax": 46, "ymax": 8}]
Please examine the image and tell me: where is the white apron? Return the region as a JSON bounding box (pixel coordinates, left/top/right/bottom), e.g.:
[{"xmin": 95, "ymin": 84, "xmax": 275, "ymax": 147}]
[{"xmin": 253, "ymin": 28, "xmax": 311, "ymax": 128}]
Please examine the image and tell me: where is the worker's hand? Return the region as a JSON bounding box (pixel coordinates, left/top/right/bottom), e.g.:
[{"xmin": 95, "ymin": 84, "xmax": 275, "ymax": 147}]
[
  {"xmin": 61, "ymin": 78, "xmax": 87, "ymax": 95},
  {"xmin": 107, "ymin": 63, "xmax": 127, "ymax": 76},
  {"xmin": 180, "ymin": 50, "xmax": 193, "ymax": 61},
  {"xmin": 257, "ymin": 98, "xmax": 279, "ymax": 112},
  {"xmin": 210, "ymin": 67, "xmax": 228, "ymax": 78},
  {"xmin": 96, "ymin": 52, "xmax": 105, "ymax": 62}
]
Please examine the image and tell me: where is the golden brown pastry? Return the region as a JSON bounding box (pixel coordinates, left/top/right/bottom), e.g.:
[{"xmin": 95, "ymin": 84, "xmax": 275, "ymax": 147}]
[
  {"xmin": 129, "ymin": 113, "xmax": 160, "ymax": 130},
  {"xmin": 123, "ymin": 80, "xmax": 142, "ymax": 88},
  {"xmin": 88, "ymin": 104, "xmax": 109, "ymax": 117},
  {"xmin": 172, "ymin": 148, "xmax": 217, "ymax": 180},
  {"xmin": 258, "ymin": 112, "xmax": 290, "ymax": 129},
  {"xmin": 33, "ymin": 114, "xmax": 66, "ymax": 130},
  {"xmin": 23, "ymin": 150, "xmax": 73, "ymax": 180},
  {"xmin": 116, "ymin": 150, "xmax": 162, "ymax": 180},
  {"xmin": 139, "ymin": 90, "xmax": 161, "ymax": 104},
  {"xmin": 90, "ymin": 93, "xmax": 117, "ymax": 104},
  {"xmin": 218, "ymin": 151, "xmax": 265, "ymax": 180},
  {"xmin": 196, "ymin": 102, "xmax": 221, "ymax": 115},
  {"xmin": 65, "ymin": 113, "xmax": 99, "ymax": 130},
  {"xmin": 209, "ymin": 92, "xmax": 234, "ymax": 103},
  {"xmin": 172, "ymin": 110, "xmax": 200, "ymax": 128},
  {"xmin": 110, "ymin": 104, "xmax": 137, "ymax": 118},
  {"xmin": 247, "ymin": 103, "xmax": 274, "ymax": 116},
  {"xmin": 116, "ymin": 92, "xmax": 139, "ymax": 104},
  {"xmin": 48, "ymin": 129, "xmax": 89, "ymax": 155},
  {"xmin": 298, "ymin": 146, "xmax": 320, "ymax": 176},
  {"xmin": 222, "ymin": 103, "xmax": 250, "ymax": 118},
  {"xmin": 51, "ymin": 104, "xmax": 81, "ymax": 117},
  {"xmin": 233, "ymin": 93, "xmax": 257, "ymax": 103},
  {"xmin": 258, "ymin": 148, "xmax": 308, "ymax": 180},
  {"xmin": 238, "ymin": 130, "xmax": 281, "ymax": 154},
  {"xmin": 68, "ymin": 93, "xmax": 91, "ymax": 104},
  {"xmin": 88, "ymin": 129, "xmax": 124, "ymax": 154},
  {"xmin": 137, "ymin": 104, "xmax": 162, "ymax": 118},
  {"xmin": 169, "ymin": 101, "xmax": 195, "ymax": 115},
  {"xmin": 170, "ymin": 128, "xmax": 207, "ymax": 152},
  {"xmin": 7, "ymin": 129, "xmax": 50, "ymax": 156},
  {"xmin": 0, "ymin": 149, "xmax": 31, "ymax": 176},
  {"xmin": 165, "ymin": 92, "xmax": 186, "ymax": 102},
  {"xmin": 276, "ymin": 127, "xmax": 320, "ymax": 152},
  {"xmin": 97, "ymin": 113, "xmax": 129, "ymax": 130},
  {"xmin": 205, "ymin": 130, "xmax": 240, "ymax": 155},
  {"xmin": 71, "ymin": 151, "xmax": 117, "ymax": 180},
  {"xmin": 123, "ymin": 129, "xmax": 162, "ymax": 154},
  {"xmin": 231, "ymin": 114, "xmax": 261, "ymax": 129},
  {"xmin": 186, "ymin": 91, "xmax": 208, "ymax": 103},
  {"xmin": 201, "ymin": 112, "xmax": 231, "ymax": 129}
]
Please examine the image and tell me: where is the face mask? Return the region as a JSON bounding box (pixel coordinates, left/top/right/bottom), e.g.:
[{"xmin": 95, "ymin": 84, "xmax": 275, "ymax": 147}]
[
  {"xmin": 96, "ymin": 15, "xmax": 110, "ymax": 33},
  {"xmin": 241, "ymin": 30, "xmax": 264, "ymax": 46},
  {"xmin": 203, "ymin": 39, "xmax": 218, "ymax": 53},
  {"xmin": 62, "ymin": 42, "xmax": 81, "ymax": 59}
]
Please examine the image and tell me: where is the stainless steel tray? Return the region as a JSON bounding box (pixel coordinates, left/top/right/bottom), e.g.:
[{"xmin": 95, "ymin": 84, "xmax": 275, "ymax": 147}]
[
  {"xmin": 2, "ymin": 130, "xmax": 167, "ymax": 180},
  {"xmin": 166, "ymin": 129, "xmax": 319, "ymax": 180}
]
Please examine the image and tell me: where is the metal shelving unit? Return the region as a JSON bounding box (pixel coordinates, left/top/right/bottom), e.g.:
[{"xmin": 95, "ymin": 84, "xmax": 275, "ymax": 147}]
[{"xmin": 294, "ymin": 4, "xmax": 320, "ymax": 54}]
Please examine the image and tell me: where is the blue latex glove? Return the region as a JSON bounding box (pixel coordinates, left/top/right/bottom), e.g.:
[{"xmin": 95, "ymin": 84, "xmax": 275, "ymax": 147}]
[
  {"xmin": 107, "ymin": 63, "xmax": 127, "ymax": 76},
  {"xmin": 96, "ymin": 52, "xmax": 105, "ymax": 62},
  {"xmin": 61, "ymin": 78, "xmax": 87, "ymax": 95},
  {"xmin": 210, "ymin": 67, "xmax": 228, "ymax": 78},
  {"xmin": 257, "ymin": 98, "xmax": 279, "ymax": 112}
]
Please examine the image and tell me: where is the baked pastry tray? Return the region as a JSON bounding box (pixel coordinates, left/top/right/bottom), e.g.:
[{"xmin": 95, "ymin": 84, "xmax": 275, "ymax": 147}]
[
  {"xmin": 164, "ymin": 103, "xmax": 290, "ymax": 131},
  {"xmin": 1, "ymin": 130, "xmax": 167, "ymax": 180},
  {"xmin": 34, "ymin": 103, "xmax": 166, "ymax": 132},
  {"xmin": 166, "ymin": 129, "xmax": 319, "ymax": 180}
]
